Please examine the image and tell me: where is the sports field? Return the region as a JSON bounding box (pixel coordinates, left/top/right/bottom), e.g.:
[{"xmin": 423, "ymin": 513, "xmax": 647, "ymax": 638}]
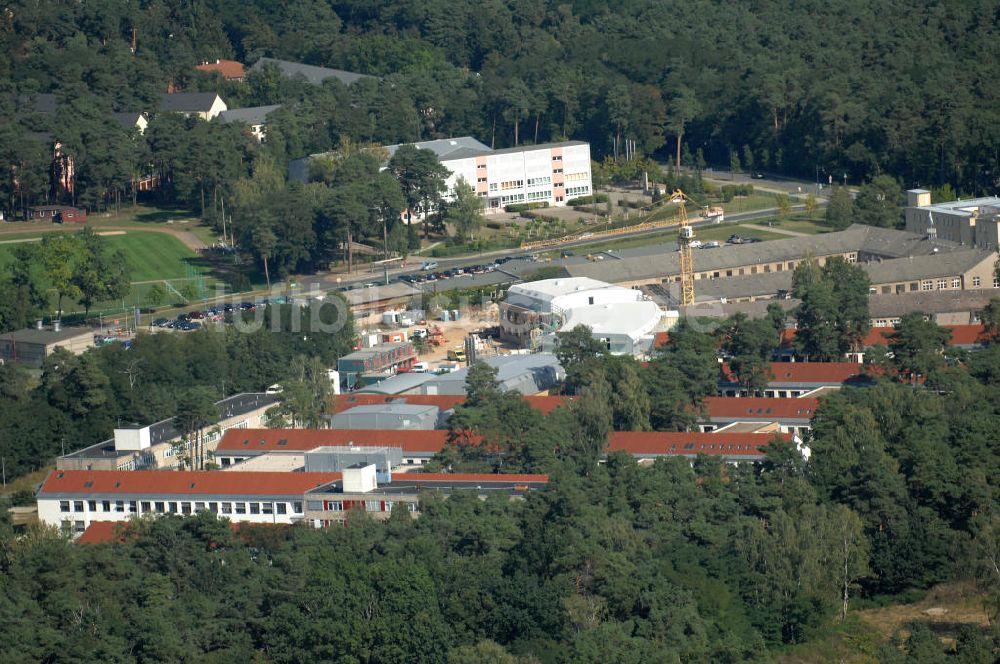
[{"xmin": 0, "ymin": 230, "xmax": 207, "ymax": 281}]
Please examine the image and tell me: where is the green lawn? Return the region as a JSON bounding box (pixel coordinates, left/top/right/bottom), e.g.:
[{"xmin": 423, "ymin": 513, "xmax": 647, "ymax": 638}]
[{"xmin": 0, "ymin": 231, "xmax": 205, "ymax": 281}]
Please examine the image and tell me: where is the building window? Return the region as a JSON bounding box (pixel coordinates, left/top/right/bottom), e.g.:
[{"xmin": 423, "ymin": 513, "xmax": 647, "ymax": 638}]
[
  {"xmin": 489, "ymin": 183, "xmax": 497, "ymax": 192},
  {"xmin": 168, "ymin": 502, "xmax": 178, "ymax": 513},
  {"xmin": 141, "ymin": 501, "xmax": 151, "ymax": 512},
  {"xmin": 407, "ymin": 502, "xmax": 419, "ymax": 512},
  {"xmin": 952, "ymin": 278, "xmax": 961, "ymax": 289},
  {"xmin": 59, "ymin": 501, "xmax": 70, "ymax": 513},
  {"xmin": 87, "ymin": 500, "xmax": 96, "ymax": 511},
  {"xmin": 102, "ymin": 500, "xmax": 111, "ymax": 512},
  {"xmin": 973, "ymin": 276, "xmax": 981, "ymax": 287},
  {"xmin": 293, "ymin": 502, "xmax": 303, "ymax": 514},
  {"xmin": 384, "ymin": 501, "xmax": 394, "ymax": 512},
  {"xmin": 72, "ymin": 500, "xmax": 84, "ymax": 512},
  {"xmin": 208, "ymin": 502, "xmax": 218, "ymax": 513},
  {"xmin": 307, "ymin": 501, "xmax": 323, "ymax": 511},
  {"xmin": 937, "ymin": 279, "xmax": 947, "ymax": 290},
  {"xmin": 115, "ymin": 500, "xmax": 125, "ymax": 513},
  {"xmin": 477, "ymin": 163, "xmax": 486, "ymax": 169},
  {"xmin": 276, "ymin": 503, "xmax": 287, "ymax": 515},
  {"xmin": 234, "ymin": 503, "xmax": 246, "ymax": 514},
  {"xmin": 553, "ymin": 168, "xmax": 564, "ymax": 174},
  {"xmin": 552, "ymin": 155, "xmax": 562, "ymax": 161},
  {"xmin": 221, "ymin": 502, "xmax": 232, "ymax": 514},
  {"xmin": 129, "ymin": 501, "xmax": 137, "ymax": 513},
  {"xmin": 155, "ymin": 501, "xmax": 165, "ymax": 513},
  {"xmin": 365, "ymin": 500, "xmax": 381, "ymax": 512},
  {"xmin": 249, "ymin": 503, "xmax": 260, "ymax": 515},
  {"xmin": 881, "ymin": 286, "xmax": 891, "ymax": 294},
  {"xmin": 555, "ymin": 196, "xmax": 563, "ymax": 202},
  {"xmin": 500, "ymin": 180, "xmax": 523, "ymax": 190},
  {"xmin": 181, "ymin": 502, "xmax": 192, "ymax": 515},
  {"xmin": 262, "ymin": 503, "xmax": 273, "ymax": 515},
  {"xmin": 326, "ymin": 501, "xmax": 343, "ymax": 511},
  {"xmin": 921, "ymin": 280, "xmax": 933, "ymax": 291},
  {"xmin": 194, "ymin": 502, "xmax": 206, "ymax": 512}
]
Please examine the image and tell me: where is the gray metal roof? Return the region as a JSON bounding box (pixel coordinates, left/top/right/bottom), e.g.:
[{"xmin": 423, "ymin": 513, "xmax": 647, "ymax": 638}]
[
  {"xmin": 358, "ymin": 372, "xmax": 434, "ymax": 395},
  {"xmin": 690, "ymin": 271, "xmax": 794, "ymax": 302},
  {"xmin": 418, "ymin": 353, "xmax": 564, "ymax": 395},
  {"xmin": 111, "ymin": 112, "xmax": 144, "ymax": 130},
  {"xmin": 249, "ymin": 57, "xmax": 372, "ymax": 86},
  {"xmin": 217, "ymin": 104, "xmax": 281, "ymax": 125},
  {"xmin": 908, "ymin": 196, "xmax": 1000, "ymax": 216},
  {"xmin": 337, "ymin": 403, "xmax": 438, "ymax": 417},
  {"xmin": 868, "ymin": 289, "xmax": 999, "ymax": 317},
  {"xmin": 383, "ymin": 136, "xmax": 492, "ymax": 160},
  {"xmin": 339, "ymin": 282, "xmax": 421, "ymax": 306},
  {"xmin": 2, "ymin": 326, "xmax": 94, "ymax": 345},
  {"xmin": 62, "ymin": 393, "xmax": 280, "ymax": 460},
  {"xmin": 487, "ymin": 140, "xmax": 588, "ymax": 156},
  {"xmin": 566, "ymin": 225, "xmax": 969, "ymax": 284},
  {"xmin": 864, "ymin": 249, "xmax": 995, "ymax": 283},
  {"xmin": 159, "ymin": 92, "xmax": 222, "ymax": 113}
]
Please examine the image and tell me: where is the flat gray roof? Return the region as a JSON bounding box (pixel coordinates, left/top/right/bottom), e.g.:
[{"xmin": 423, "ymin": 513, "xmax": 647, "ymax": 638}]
[
  {"xmin": 249, "ymin": 57, "xmax": 373, "ymax": 86},
  {"xmin": 1, "ymin": 326, "xmax": 93, "ymax": 345}
]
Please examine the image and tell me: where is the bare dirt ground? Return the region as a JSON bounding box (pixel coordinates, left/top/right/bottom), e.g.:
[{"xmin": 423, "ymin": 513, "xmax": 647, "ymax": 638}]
[{"xmin": 356, "ymin": 303, "xmax": 514, "ymax": 368}]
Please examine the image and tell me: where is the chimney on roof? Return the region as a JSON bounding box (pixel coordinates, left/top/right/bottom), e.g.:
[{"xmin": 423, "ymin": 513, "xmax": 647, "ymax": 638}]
[
  {"xmin": 52, "ymin": 319, "xmax": 61, "ymax": 332},
  {"xmin": 35, "ymin": 319, "xmax": 43, "ymax": 330}
]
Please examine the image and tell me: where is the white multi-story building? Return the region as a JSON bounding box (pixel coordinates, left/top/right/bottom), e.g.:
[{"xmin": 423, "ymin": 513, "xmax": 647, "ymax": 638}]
[{"xmin": 290, "ymin": 138, "xmax": 593, "ymax": 215}]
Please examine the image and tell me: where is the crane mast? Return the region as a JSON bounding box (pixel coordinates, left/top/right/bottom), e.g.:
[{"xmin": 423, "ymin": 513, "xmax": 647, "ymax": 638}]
[{"xmin": 668, "ymin": 189, "xmax": 697, "ymax": 306}]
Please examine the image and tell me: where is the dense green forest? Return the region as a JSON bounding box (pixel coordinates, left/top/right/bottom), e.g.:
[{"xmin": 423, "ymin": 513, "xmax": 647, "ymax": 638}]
[
  {"xmin": 3, "ymin": 0, "xmax": 999, "ymax": 216},
  {"xmin": 1, "ymin": 353, "xmax": 999, "ymax": 661}
]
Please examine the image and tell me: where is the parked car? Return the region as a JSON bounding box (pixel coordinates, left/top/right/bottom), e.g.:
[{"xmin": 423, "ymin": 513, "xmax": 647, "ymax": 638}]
[
  {"xmin": 751, "ymin": 172, "xmax": 765, "ymax": 179},
  {"xmin": 703, "ymin": 241, "xmax": 721, "ymax": 248},
  {"xmin": 421, "ymin": 261, "xmax": 439, "ymax": 271},
  {"xmin": 152, "ymin": 318, "xmax": 169, "ymax": 327},
  {"xmin": 188, "ymin": 310, "xmax": 205, "ymax": 320},
  {"xmin": 688, "ymin": 240, "xmax": 704, "ymax": 249},
  {"xmin": 447, "ymin": 348, "xmax": 467, "ymax": 362},
  {"xmin": 411, "ymin": 362, "xmax": 429, "ymax": 373}
]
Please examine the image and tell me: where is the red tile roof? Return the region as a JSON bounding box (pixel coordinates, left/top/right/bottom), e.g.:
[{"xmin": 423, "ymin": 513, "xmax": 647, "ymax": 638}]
[
  {"xmin": 39, "ymin": 470, "xmax": 341, "ymax": 496},
  {"xmin": 720, "ymin": 361, "xmax": 863, "ymax": 385},
  {"xmin": 76, "ymin": 521, "xmax": 128, "ymax": 544},
  {"xmin": 703, "ymin": 397, "xmax": 820, "ymax": 420},
  {"xmin": 332, "ymin": 394, "xmax": 571, "ymax": 415},
  {"xmin": 861, "ymin": 324, "xmax": 986, "ymax": 347},
  {"xmin": 608, "ymin": 431, "xmax": 790, "ymax": 456},
  {"xmin": 218, "ymin": 428, "xmax": 451, "ymax": 453},
  {"xmin": 780, "ymin": 324, "xmax": 987, "ymax": 349},
  {"xmin": 194, "ymin": 59, "xmax": 245, "ymax": 79}
]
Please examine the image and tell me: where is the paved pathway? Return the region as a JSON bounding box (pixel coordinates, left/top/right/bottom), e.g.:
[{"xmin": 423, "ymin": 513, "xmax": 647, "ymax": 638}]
[{"xmin": 740, "ymin": 222, "xmax": 810, "ymax": 237}]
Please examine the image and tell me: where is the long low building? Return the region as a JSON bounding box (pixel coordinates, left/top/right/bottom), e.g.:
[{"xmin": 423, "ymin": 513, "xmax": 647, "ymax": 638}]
[
  {"xmin": 216, "ymin": 427, "xmax": 795, "ymax": 469},
  {"xmin": 702, "ymin": 397, "xmax": 820, "ymax": 438},
  {"xmin": 565, "ymin": 224, "xmax": 998, "ymax": 305},
  {"xmin": 718, "ymin": 362, "xmax": 869, "ymax": 397},
  {"xmin": 37, "ymin": 468, "xmax": 549, "ymax": 535}
]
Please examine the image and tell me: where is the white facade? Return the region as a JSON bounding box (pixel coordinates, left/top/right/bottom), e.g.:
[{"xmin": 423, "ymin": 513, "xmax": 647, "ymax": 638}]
[
  {"xmin": 442, "ymin": 141, "xmax": 591, "ymax": 213},
  {"xmin": 38, "ymin": 493, "xmax": 306, "ymax": 534},
  {"xmin": 552, "ymin": 301, "xmax": 664, "ymax": 356},
  {"xmin": 506, "ymin": 277, "xmax": 643, "ymax": 313}
]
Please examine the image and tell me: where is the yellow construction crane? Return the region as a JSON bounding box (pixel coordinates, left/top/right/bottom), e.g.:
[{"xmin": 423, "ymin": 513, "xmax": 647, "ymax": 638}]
[{"xmin": 667, "ymin": 189, "xmax": 697, "ymax": 306}]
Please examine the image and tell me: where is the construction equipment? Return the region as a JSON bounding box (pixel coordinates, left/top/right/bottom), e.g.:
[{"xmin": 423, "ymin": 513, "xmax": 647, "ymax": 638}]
[{"xmin": 665, "ymin": 189, "xmax": 698, "ymax": 306}]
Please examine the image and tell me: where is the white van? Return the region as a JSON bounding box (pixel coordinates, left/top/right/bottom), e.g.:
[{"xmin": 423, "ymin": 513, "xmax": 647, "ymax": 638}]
[{"xmin": 411, "ymin": 362, "xmax": 429, "ymax": 373}]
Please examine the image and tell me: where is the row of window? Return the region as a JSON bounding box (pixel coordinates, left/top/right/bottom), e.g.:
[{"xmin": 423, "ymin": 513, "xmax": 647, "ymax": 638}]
[
  {"xmin": 305, "ymin": 500, "xmax": 419, "ymax": 512},
  {"xmin": 565, "ymin": 185, "xmax": 590, "ymax": 196},
  {"xmin": 527, "ymin": 190, "xmax": 551, "ymax": 201},
  {"xmin": 59, "ymin": 499, "xmax": 302, "ymax": 515},
  {"xmin": 500, "ymin": 180, "xmax": 523, "ymax": 190},
  {"xmin": 500, "ymin": 194, "xmax": 525, "ymax": 204},
  {"xmin": 564, "ymin": 171, "xmax": 588, "ymax": 182},
  {"xmin": 527, "ymin": 176, "xmax": 551, "ymax": 186}
]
